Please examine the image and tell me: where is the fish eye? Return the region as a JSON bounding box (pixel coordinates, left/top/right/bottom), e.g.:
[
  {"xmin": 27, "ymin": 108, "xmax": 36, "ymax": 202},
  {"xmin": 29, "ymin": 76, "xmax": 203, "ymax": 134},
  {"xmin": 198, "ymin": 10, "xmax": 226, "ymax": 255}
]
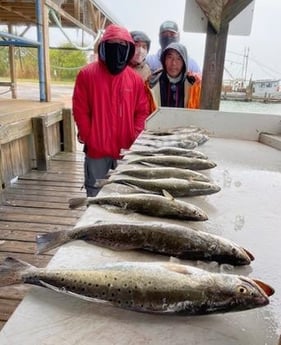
[{"xmin": 237, "ymin": 285, "xmax": 248, "ymax": 294}]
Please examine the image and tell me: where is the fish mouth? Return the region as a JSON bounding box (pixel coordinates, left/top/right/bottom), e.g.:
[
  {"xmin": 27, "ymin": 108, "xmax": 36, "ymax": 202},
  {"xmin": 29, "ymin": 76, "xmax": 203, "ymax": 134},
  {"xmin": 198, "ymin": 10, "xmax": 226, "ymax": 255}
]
[
  {"xmin": 242, "ymin": 247, "xmax": 255, "ymax": 262},
  {"xmin": 253, "ymin": 279, "xmax": 275, "ymax": 297}
]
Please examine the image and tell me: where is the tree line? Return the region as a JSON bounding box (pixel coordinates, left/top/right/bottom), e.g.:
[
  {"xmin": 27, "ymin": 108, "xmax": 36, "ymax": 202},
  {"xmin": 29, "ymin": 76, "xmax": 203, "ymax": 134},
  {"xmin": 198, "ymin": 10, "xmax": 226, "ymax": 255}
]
[{"xmin": 0, "ymin": 44, "xmax": 88, "ymax": 81}]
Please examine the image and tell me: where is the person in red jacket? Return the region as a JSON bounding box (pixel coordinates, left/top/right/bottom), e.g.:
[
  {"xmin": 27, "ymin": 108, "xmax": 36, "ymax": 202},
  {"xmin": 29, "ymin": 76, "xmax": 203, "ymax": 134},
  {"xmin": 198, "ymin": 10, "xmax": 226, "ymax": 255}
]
[{"xmin": 72, "ymin": 24, "xmax": 150, "ymax": 197}]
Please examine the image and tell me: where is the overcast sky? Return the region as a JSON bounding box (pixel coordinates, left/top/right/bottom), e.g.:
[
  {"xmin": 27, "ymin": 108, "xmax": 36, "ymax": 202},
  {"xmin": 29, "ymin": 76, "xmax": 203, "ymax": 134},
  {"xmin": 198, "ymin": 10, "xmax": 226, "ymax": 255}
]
[{"xmin": 95, "ymin": 0, "xmax": 280, "ymax": 81}]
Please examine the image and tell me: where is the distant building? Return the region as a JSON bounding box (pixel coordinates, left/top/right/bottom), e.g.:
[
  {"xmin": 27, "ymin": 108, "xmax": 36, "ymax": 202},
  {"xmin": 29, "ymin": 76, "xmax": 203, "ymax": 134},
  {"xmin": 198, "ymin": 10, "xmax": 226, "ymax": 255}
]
[{"xmin": 252, "ymin": 79, "xmax": 281, "ymax": 97}]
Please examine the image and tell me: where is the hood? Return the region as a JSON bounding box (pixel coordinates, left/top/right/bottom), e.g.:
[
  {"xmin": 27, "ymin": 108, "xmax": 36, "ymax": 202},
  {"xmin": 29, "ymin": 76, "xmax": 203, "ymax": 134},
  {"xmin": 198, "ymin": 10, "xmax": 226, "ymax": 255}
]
[
  {"xmin": 98, "ymin": 24, "xmax": 135, "ymax": 62},
  {"xmin": 160, "ymin": 42, "xmax": 188, "ymax": 75}
]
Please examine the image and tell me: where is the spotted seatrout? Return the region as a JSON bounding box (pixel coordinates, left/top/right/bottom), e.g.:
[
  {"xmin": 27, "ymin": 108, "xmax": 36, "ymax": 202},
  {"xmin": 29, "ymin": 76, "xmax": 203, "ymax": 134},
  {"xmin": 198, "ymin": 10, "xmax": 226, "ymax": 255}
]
[
  {"xmin": 114, "ymin": 167, "xmax": 210, "ymax": 182},
  {"xmin": 96, "ymin": 177, "xmax": 221, "ymax": 197},
  {"xmin": 0, "ymin": 258, "xmax": 274, "ymax": 315},
  {"xmin": 128, "ymin": 156, "xmax": 216, "ymax": 170},
  {"xmin": 125, "ymin": 147, "xmax": 208, "ymax": 159},
  {"xmin": 36, "ymin": 221, "xmax": 254, "ymax": 266},
  {"xmin": 68, "ymin": 192, "xmax": 208, "ymax": 221}
]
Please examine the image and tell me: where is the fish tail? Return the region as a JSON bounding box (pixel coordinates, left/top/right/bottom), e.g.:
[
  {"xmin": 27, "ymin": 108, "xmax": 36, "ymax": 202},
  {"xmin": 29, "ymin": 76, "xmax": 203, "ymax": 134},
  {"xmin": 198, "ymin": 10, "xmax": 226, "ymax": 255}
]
[
  {"xmin": 36, "ymin": 231, "xmax": 67, "ymax": 254},
  {"xmin": 94, "ymin": 179, "xmax": 110, "ymax": 188},
  {"xmin": 69, "ymin": 197, "xmax": 88, "ymax": 209},
  {"xmin": 0, "ymin": 257, "xmax": 33, "ymax": 287}
]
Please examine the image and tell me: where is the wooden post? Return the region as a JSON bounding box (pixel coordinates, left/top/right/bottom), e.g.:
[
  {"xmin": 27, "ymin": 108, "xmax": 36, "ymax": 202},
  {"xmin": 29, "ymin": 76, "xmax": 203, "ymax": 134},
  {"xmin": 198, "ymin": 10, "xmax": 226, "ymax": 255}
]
[
  {"xmin": 32, "ymin": 116, "xmax": 49, "ymax": 170},
  {"xmin": 200, "ymin": 22, "xmax": 229, "ymax": 110},
  {"xmin": 62, "ymin": 108, "xmax": 76, "ymax": 152}
]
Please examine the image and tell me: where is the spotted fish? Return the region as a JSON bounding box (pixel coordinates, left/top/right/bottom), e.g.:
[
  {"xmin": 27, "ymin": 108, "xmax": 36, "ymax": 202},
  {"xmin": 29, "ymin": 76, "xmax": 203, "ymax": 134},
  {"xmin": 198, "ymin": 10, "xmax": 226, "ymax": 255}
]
[
  {"xmin": 0, "ymin": 257, "xmax": 274, "ymax": 315},
  {"xmin": 68, "ymin": 192, "xmax": 208, "ymax": 221},
  {"xmin": 36, "ymin": 220, "xmax": 254, "ymax": 266}
]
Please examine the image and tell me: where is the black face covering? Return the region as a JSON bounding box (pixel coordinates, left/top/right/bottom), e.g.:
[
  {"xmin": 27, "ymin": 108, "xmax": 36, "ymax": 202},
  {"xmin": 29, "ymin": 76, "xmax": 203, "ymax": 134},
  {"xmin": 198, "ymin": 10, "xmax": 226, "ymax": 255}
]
[
  {"xmin": 159, "ymin": 35, "xmax": 179, "ymax": 50},
  {"xmin": 104, "ymin": 42, "xmax": 130, "ymax": 75}
]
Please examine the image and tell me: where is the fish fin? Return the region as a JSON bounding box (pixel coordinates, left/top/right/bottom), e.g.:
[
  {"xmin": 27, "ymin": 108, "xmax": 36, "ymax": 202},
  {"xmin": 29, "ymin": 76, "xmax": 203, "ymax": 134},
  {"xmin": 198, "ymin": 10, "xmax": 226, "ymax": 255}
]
[
  {"xmin": 169, "ymin": 256, "xmax": 181, "ymax": 264},
  {"xmin": 36, "ymin": 231, "xmax": 66, "ymax": 254},
  {"xmin": 162, "ymin": 262, "xmax": 192, "ymax": 275},
  {"xmin": 253, "ymin": 279, "xmax": 275, "ymax": 297},
  {"xmin": 0, "ymin": 256, "xmax": 33, "ymax": 286},
  {"xmin": 39, "ymin": 280, "xmax": 113, "ymax": 305},
  {"xmin": 94, "ymin": 179, "xmax": 110, "ymax": 188},
  {"xmin": 162, "ymin": 189, "xmax": 174, "ymax": 200},
  {"xmin": 69, "ymin": 197, "xmax": 88, "ymax": 209}
]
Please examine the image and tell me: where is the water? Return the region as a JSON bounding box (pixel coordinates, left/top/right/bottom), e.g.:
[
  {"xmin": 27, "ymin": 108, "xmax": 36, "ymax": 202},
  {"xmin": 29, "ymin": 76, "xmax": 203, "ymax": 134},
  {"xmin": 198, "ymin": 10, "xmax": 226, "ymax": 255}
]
[{"xmin": 220, "ymin": 99, "xmax": 281, "ymax": 115}]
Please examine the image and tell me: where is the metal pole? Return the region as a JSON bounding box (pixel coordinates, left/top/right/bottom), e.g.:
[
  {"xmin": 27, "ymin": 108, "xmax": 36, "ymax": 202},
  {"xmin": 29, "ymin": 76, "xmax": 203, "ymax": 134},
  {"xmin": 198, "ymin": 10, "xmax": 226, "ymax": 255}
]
[{"xmin": 36, "ymin": 0, "xmax": 46, "ymax": 101}]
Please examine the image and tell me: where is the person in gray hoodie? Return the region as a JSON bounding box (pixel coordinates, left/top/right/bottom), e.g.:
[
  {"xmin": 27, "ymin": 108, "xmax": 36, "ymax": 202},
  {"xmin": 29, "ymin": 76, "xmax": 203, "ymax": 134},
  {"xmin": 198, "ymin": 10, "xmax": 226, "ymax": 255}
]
[{"xmin": 151, "ymin": 42, "xmax": 201, "ymax": 109}]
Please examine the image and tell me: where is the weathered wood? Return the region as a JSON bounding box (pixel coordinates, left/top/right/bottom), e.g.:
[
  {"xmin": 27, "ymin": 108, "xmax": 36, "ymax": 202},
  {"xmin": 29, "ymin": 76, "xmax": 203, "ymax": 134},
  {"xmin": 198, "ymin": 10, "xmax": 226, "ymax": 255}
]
[
  {"xmin": 0, "ymin": 221, "xmax": 71, "ymax": 232},
  {"xmin": 32, "ymin": 116, "xmax": 49, "ymax": 170},
  {"xmin": 195, "ymin": 0, "xmax": 253, "ymax": 32},
  {"xmin": 0, "ymin": 119, "xmax": 32, "ymax": 145},
  {"xmin": 0, "ymin": 205, "xmax": 82, "ymax": 218},
  {"xmin": 200, "ymin": 22, "xmax": 229, "ymax": 110},
  {"xmin": 62, "ymin": 108, "xmax": 77, "ymax": 152}
]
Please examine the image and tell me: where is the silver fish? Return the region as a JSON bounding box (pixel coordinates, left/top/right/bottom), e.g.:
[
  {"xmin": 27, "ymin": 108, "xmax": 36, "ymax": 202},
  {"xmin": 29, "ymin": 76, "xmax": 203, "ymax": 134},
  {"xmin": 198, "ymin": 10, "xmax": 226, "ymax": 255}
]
[
  {"xmin": 134, "ymin": 138, "xmax": 198, "ymax": 149},
  {"xmin": 68, "ymin": 192, "xmax": 208, "ymax": 221},
  {"xmin": 36, "ymin": 221, "xmax": 254, "ymax": 266},
  {"xmin": 113, "ymin": 167, "xmax": 210, "ymax": 182},
  {"xmin": 128, "ymin": 155, "xmax": 217, "ymax": 170},
  {"xmin": 0, "ymin": 257, "xmax": 274, "ymax": 315},
  {"xmin": 125, "ymin": 147, "xmax": 208, "ymax": 159},
  {"xmin": 141, "ymin": 132, "xmax": 209, "ymax": 145},
  {"xmin": 98, "ymin": 177, "xmax": 221, "ymax": 197}
]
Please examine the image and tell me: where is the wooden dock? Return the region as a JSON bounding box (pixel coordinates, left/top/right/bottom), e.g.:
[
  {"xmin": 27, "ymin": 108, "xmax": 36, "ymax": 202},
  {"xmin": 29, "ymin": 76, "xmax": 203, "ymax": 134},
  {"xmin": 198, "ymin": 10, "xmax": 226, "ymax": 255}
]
[{"xmin": 0, "ymin": 150, "xmax": 86, "ymax": 330}]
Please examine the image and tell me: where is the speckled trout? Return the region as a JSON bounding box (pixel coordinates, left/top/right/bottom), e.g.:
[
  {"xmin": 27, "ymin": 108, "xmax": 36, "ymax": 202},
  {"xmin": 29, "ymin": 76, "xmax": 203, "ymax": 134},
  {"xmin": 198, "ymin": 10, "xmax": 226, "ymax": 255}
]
[
  {"xmin": 125, "ymin": 147, "xmax": 208, "ymax": 159},
  {"xmin": 134, "ymin": 138, "xmax": 198, "ymax": 149},
  {"xmin": 96, "ymin": 177, "xmax": 221, "ymax": 197},
  {"xmin": 68, "ymin": 192, "xmax": 208, "ymax": 221},
  {"xmin": 36, "ymin": 221, "xmax": 254, "ymax": 266},
  {"xmin": 114, "ymin": 167, "xmax": 210, "ymax": 182},
  {"xmin": 141, "ymin": 132, "xmax": 209, "ymax": 145},
  {"xmin": 128, "ymin": 156, "xmax": 216, "ymax": 170},
  {"xmin": 0, "ymin": 258, "xmax": 274, "ymax": 315}
]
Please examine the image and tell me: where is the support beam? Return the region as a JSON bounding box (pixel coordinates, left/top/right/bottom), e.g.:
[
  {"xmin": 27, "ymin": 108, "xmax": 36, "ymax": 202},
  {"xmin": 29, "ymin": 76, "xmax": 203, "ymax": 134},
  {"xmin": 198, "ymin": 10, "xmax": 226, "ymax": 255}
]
[{"xmin": 200, "ymin": 22, "xmax": 229, "ymax": 110}]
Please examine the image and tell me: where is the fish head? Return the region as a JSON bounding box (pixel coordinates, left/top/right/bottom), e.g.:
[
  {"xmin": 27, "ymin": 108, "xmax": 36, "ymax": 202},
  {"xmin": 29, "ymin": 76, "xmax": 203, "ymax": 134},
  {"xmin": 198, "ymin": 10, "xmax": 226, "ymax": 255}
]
[
  {"xmin": 205, "ymin": 274, "xmax": 274, "ymax": 313},
  {"xmin": 221, "ymin": 245, "xmax": 255, "ymax": 266}
]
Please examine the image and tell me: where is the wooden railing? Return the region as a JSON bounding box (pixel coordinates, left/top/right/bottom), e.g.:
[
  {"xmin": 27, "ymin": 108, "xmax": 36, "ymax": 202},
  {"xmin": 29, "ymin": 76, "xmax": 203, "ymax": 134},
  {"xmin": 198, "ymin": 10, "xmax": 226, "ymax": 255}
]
[{"xmin": 0, "ymin": 107, "xmax": 76, "ymax": 190}]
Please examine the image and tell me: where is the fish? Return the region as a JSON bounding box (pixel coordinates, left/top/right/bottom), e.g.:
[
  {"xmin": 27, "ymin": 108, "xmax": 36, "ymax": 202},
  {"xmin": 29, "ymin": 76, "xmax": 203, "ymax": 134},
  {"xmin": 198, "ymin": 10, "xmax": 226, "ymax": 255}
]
[
  {"xmin": 0, "ymin": 257, "xmax": 274, "ymax": 315},
  {"xmin": 140, "ymin": 132, "xmax": 209, "ymax": 145},
  {"xmin": 134, "ymin": 138, "xmax": 198, "ymax": 149},
  {"xmin": 36, "ymin": 220, "xmax": 254, "ymax": 266},
  {"xmin": 113, "ymin": 167, "xmax": 210, "ymax": 182},
  {"xmin": 124, "ymin": 147, "xmax": 208, "ymax": 159},
  {"xmin": 128, "ymin": 155, "xmax": 217, "ymax": 170},
  {"xmin": 96, "ymin": 177, "xmax": 221, "ymax": 197},
  {"xmin": 145, "ymin": 126, "xmax": 208, "ymax": 136},
  {"xmin": 68, "ymin": 191, "xmax": 208, "ymax": 221}
]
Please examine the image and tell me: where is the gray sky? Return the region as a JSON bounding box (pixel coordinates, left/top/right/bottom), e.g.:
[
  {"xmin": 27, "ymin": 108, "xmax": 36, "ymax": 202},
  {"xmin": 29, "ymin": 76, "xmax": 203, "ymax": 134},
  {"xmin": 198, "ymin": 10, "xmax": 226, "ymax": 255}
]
[{"xmin": 97, "ymin": 0, "xmax": 280, "ymax": 81}]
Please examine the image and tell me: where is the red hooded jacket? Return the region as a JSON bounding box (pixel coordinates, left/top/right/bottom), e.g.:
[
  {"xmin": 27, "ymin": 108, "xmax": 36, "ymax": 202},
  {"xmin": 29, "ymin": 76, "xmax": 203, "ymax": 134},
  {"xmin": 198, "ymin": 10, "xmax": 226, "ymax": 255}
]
[{"xmin": 72, "ymin": 24, "xmax": 150, "ymax": 159}]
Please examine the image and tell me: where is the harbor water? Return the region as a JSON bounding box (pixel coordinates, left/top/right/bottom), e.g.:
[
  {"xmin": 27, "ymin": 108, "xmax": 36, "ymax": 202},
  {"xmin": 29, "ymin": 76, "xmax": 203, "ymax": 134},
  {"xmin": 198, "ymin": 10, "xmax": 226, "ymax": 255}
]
[{"xmin": 220, "ymin": 99, "xmax": 281, "ymax": 115}]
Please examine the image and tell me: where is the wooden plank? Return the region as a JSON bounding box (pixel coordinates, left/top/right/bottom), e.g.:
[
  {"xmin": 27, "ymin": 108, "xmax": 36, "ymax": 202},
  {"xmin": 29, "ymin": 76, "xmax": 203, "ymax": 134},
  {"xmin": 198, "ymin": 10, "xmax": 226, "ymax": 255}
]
[
  {"xmin": 0, "ymin": 285, "xmax": 30, "ymax": 300},
  {"xmin": 0, "ymin": 119, "xmax": 32, "ymax": 145},
  {"xmin": 62, "ymin": 108, "xmax": 76, "ymax": 152},
  {"xmin": 0, "ymin": 229, "xmax": 55, "ymax": 241},
  {"xmin": 3, "ymin": 199, "xmax": 72, "ymax": 210},
  {"xmin": 3, "ymin": 188, "xmax": 84, "ymax": 197},
  {"xmin": 9, "ymin": 180, "xmax": 84, "ymax": 190},
  {"xmin": 0, "ymin": 298, "xmax": 21, "ymax": 322},
  {"xmin": 32, "ymin": 116, "xmax": 49, "ymax": 171},
  {"xmin": 0, "ymin": 221, "xmax": 71, "ymax": 232},
  {"xmin": 0, "ymin": 252, "xmax": 51, "ymax": 267},
  {"xmin": 3, "ymin": 192, "xmax": 84, "ymax": 204},
  {"xmin": 0, "ymin": 205, "xmax": 82, "ymax": 218},
  {"xmin": 0, "ymin": 213, "xmax": 80, "ymax": 225},
  {"xmin": 0, "ymin": 239, "xmax": 42, "ymax": 255}
]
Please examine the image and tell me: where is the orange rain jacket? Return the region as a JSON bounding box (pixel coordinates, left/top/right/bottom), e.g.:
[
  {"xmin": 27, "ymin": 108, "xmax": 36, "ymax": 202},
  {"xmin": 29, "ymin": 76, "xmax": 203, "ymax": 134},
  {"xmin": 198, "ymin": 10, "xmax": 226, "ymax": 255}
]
[{"xmin": 72, "ymin": 24, "xmax": 150, "ymax": 159}]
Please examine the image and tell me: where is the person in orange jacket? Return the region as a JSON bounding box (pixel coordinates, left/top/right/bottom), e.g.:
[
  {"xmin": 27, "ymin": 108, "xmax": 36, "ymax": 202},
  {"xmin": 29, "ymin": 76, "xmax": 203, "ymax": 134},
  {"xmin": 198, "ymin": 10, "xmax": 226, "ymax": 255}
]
[
  {"xmin": 72, "ymin": 24, "xmax": 150, "ymax": 197},
  {"xmin": 150, "ymin": 42, "xmax": 201, "ymax": 109}
]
